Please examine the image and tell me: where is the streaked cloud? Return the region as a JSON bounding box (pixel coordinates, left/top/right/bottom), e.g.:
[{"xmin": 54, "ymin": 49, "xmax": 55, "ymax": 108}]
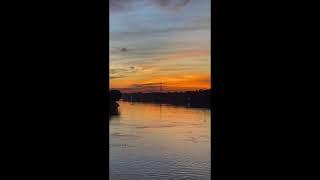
[{"xmin": 110, "ymin": 0, "xmax": 192, "ymax": 13}]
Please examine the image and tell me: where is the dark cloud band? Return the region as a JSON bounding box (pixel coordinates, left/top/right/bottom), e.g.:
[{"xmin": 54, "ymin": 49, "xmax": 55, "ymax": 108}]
[{"xmin": 110, "ymin": 0, "xmax": 191, "ymax": 13}]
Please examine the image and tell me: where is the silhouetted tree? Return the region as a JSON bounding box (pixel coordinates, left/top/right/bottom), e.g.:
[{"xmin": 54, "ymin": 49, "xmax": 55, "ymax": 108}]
[
  {"xmin": 110, "ymin": 90, "xmax": 122, "ymax": 102},
  {"xmin": 121, "ymin": 89, "xmax": 211, "ymax": 108},
  {"xmin": 110, "ymin": 90, "xmax": 122, "ymax": 116}
]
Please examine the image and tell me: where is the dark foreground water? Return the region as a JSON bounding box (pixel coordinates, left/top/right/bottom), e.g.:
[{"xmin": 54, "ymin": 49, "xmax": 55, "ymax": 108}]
[{"xmin": 110, "ymin": 101, "xmax": 211, "ymax": 180}]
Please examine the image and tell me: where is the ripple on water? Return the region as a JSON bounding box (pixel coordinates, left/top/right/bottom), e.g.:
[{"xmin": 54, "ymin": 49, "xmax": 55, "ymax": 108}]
[
  {"xmin": 110, "ymin": 102, "xmax": 211, "ymax": 180},
  {"xmin": 110, "ymin": 149, "xmax": 210, "ymax": 180}
]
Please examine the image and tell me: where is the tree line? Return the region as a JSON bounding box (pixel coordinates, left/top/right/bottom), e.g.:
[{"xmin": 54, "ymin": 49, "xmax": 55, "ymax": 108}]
[{"xmin": 121, "ymin": 89, "xmax": 211, "ymax": 108}]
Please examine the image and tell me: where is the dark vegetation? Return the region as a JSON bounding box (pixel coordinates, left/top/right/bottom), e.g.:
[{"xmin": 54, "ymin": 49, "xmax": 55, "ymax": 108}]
[
  {"xmin": 109, "ymin": 90, "xmax": 122, "ymax": 115},
  {"xmin": 121, "ymin": 89, "xmax": 211, "ymax": 108}
]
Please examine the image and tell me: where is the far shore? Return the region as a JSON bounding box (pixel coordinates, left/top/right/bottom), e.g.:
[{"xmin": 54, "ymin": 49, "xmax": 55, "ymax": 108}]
[{"xmin": 120, "ymin": 90, "xmax": 211, "ymax": 108}]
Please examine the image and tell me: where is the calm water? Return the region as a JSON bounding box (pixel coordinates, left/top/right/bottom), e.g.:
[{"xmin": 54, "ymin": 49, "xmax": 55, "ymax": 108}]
[{"xmin": 110, "ymin": 101, "xmax": 211, "ymax": 180}]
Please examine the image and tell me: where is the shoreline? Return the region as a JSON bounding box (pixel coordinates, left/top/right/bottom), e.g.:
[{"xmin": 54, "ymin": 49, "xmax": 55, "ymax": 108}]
[{"xmin": 120, "ymin": 99, "xmax": 211, "ymax": 109}]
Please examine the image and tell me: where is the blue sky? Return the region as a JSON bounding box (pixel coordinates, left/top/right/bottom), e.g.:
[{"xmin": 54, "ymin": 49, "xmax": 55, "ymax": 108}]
[{"xmin": 110, "ymin": 0, "xmax": 211, "ymax": 92}]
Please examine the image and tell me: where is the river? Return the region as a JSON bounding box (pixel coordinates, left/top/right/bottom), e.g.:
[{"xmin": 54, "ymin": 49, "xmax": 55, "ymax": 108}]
[{"xmin": 110, "ymin": 101, "xmax": 211, "ymax": 180}]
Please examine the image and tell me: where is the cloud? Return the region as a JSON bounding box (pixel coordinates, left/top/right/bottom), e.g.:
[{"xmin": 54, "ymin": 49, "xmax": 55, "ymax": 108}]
[
  {"xmin": 110, "ymin": 75, "xmax": 127, "ymax": 79},
  {"xmin": 148, "ymin": 0, "xmax": 191, "ymax": 11},
  {"xmin": 110, "ymin": 66, "xmax": 139, "ymax": 79},
  {"xmin": 110, "ymin": 0, "xmax": 136, "ymax": 12},
  {"xmin": 110, "ymin": 67, "xmax": 137, "ymax": 74},
  {"xmin": 110, "ymin": 0, "xmax": 191, "ymax": 13},
  {"xmin": 109, "ymin": 47, "xmax": 129, "ymax": 54},
  {"xmin": 121, "ymin": 47, "xmax": 128, "ymax": 52},
  {"xmin": 131, "ymin": 82, "xmax": 164, "ymax": 88},
  {"xmin": 112, "ymin": 87, "xmax": 157, "ymax": 93}
]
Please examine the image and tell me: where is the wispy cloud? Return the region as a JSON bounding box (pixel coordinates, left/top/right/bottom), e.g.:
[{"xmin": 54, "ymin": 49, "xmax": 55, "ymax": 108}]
[
  {"xmin": 110, "ymin": 0, "xmax": 192, "ymax": 13},
  {"xmin": 110, "ymin": 75, "xmax": 127, "ymax": 79},
  {"xmin": 110, "ymin": 0, "xmax": 136, "ymax": 12},
  {"xmin": 110, "ymin": 0, "xmax": 210, "ymax": 92},
  {"xmin": 131, "ymin": 82, "xmax": 164, "ymax": 87},
  {"xmin": 147, "ymin": 0, "xmax": 191, "ymax": 11},
  {"xmin": 110, "ymin": 66, "xmax": 139, "ymax": 79}
]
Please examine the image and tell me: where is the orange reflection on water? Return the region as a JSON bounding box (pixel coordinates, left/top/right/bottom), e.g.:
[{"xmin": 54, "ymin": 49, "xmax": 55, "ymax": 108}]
[{"xmin": 110, "ymin": 101, "xmax": 211, "ymax": 179}]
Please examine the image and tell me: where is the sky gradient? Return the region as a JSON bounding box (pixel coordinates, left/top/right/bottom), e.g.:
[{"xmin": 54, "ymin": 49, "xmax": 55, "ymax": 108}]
[{"xmin": 110, "ymin": 0, "xmax": 210, "ymax": 93}]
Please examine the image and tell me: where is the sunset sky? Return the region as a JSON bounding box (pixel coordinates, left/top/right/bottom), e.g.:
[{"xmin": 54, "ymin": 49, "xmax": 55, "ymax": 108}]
[{"xmin": 110, "ymin": 0, "xmax": 210, "ymax": 93}]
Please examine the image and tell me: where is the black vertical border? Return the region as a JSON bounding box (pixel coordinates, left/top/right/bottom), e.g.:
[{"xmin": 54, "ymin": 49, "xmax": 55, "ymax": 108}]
[
  {"xmin": 106, "ymin": 0, "xmax": 110, "ymax": 178},
  {"xmin": 212, "ymin": 0, "xmax": 225, "ymax": 179}
]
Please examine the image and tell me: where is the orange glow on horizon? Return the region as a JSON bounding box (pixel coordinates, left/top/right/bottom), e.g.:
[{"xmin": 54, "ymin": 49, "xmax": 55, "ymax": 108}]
[{"xmin": 110, "ymin": 74, "xmax": 210, "ymax": 93}]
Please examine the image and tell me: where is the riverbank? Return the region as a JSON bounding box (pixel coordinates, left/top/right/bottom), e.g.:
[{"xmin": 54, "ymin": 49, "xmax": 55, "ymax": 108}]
[{"xmin": 121, "ymin": 90, "xmax": 211, "ymax": 108}]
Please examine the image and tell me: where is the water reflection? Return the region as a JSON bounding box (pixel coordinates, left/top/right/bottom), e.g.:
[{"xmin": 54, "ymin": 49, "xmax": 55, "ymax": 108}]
[{"xmin": 110, "ymin": 101, "xmax": 211, "ymax": 180}]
